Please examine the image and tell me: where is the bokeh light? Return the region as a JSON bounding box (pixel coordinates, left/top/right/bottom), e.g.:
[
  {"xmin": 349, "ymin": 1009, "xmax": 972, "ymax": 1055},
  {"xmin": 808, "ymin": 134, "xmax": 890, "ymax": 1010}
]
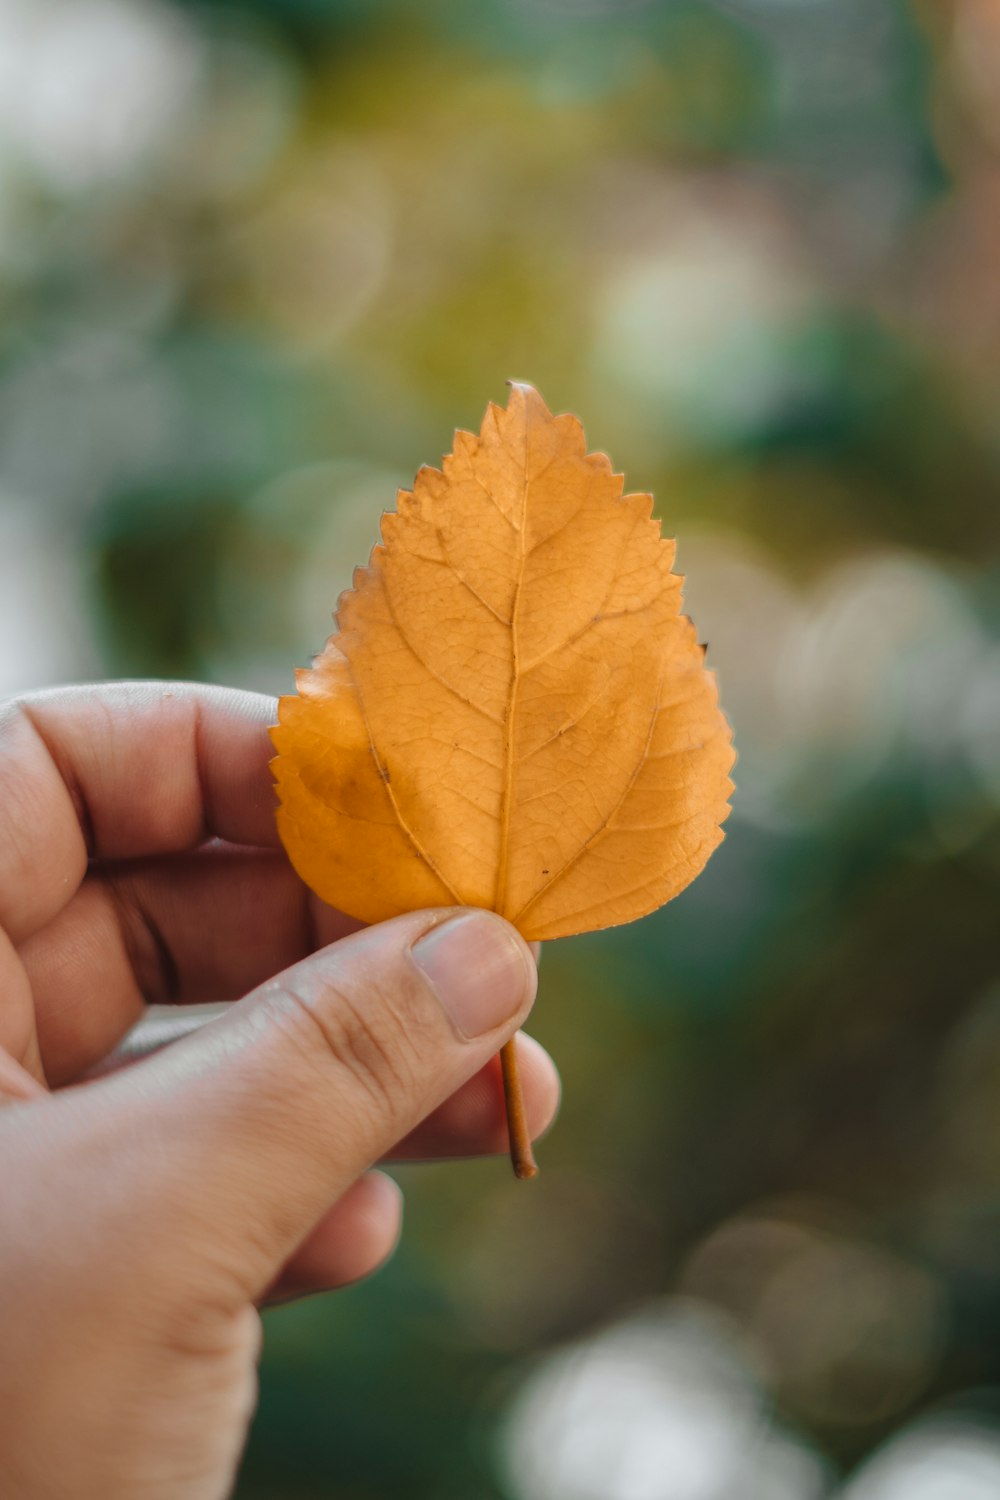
[
  {"xmin": 501, "ymin": 1301, "xmax": 831, "ymax": 1500},
  {"xmin": 841, "ymin": 1412, "xmax": 1000, "ymax": 1500}
]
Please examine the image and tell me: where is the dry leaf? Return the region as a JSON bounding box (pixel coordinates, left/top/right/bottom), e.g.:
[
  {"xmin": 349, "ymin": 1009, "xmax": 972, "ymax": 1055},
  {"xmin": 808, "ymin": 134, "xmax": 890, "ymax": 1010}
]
[
  {"xmin": 273, "ymin": 382, "xmax": 733, "ymax": 936},
  {"xmin": 271, "ymin": 383, "xmax": 735, "ymax": 1173}
]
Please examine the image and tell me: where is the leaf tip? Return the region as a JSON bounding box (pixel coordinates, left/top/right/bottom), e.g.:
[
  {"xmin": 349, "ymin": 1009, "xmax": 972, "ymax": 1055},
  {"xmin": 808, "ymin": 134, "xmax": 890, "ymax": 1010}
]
[{"xmin": 504, "ymin": 379, "xmax": 552, "ymax": 420}]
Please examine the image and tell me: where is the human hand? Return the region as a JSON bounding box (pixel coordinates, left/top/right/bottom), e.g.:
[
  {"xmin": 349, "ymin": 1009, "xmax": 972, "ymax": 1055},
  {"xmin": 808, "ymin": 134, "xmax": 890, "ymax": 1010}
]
[{"xmin": 0, "ymin": 683, "xmax": 558, "ymax": 1499}]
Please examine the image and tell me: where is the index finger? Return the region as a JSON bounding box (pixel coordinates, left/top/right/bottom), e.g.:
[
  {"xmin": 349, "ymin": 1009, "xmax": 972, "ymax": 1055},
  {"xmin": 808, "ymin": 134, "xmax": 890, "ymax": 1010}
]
[{"xmin": 0, "ymin": 682, "xmax": 280, "ymax": 943}]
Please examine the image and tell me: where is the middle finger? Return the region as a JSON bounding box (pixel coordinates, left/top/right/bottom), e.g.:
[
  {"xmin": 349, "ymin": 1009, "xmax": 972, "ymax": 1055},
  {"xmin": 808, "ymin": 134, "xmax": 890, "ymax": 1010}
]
[{"xmin": 20, "ymin": 845, "xmax": 358, "ymax": 1084}]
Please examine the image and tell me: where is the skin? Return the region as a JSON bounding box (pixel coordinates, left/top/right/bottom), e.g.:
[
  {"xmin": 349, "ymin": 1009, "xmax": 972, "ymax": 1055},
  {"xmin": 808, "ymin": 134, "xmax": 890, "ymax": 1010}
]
[{"xmin": 0, "ymin": 682, "xmax": 559, "ymax": 1499}]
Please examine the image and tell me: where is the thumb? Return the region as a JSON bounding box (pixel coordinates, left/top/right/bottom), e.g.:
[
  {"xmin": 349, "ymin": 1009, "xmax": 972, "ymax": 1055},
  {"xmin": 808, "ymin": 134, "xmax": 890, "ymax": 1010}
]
[{"xmin": 96, "ymin": 908, "xmax": 537, "ymax": 1295}]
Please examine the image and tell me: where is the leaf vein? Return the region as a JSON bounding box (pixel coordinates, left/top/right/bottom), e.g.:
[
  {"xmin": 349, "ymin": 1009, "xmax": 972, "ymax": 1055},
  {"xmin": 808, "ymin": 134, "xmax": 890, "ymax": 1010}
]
[
  {"xmin": 377, "ymin": 577, "xmax": 504, "ymax": 727},
  {"xmin": 510, "ymin": 672, "xmax": 667, "ymax": 925},
  {"xmin": 520, "ymin": 513, "xmax": 653, "ymax": 675},
  {"xmin": 470, "ymin": 465, "xmax": 518, "ymax": 531},
  {"xmin": 339, "ymin": 650, "xmax": 463, "ymax": 902},
  {"xmin": 524, "ymin": 841, "xmax": 710, "ymax": 933}
]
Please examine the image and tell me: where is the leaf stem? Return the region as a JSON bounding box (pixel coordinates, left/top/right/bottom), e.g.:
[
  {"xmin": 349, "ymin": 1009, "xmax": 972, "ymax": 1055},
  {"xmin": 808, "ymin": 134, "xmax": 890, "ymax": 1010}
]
[{"xmin": 500, "ymin": 1037, "xmax": 538, "ymax": 1179}]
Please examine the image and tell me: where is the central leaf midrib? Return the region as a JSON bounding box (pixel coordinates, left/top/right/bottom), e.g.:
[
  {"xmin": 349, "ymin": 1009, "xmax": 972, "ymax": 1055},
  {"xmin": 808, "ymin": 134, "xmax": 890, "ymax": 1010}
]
[{"xmin": 493, "ymin": 413, "xmax": 530, "ymax": 918}]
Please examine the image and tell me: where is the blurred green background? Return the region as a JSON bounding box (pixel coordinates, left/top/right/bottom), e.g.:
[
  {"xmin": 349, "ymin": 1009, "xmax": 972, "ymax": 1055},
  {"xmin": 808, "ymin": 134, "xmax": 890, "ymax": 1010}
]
[{"xmin": 3, "ymin": 0, "xmax": 1000, "ymax": 1495}]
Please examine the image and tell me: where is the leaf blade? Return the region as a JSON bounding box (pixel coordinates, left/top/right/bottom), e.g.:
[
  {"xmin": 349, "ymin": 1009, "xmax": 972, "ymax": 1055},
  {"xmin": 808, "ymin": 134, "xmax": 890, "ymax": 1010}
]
[{"xmin": 272, "ymin": 383, "xmax": 734, "ymax": 941}]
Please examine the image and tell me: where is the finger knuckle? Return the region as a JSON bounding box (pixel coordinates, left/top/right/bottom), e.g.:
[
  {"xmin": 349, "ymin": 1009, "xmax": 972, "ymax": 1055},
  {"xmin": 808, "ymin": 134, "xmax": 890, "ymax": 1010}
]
[{"xmin": 267, "ymin": 980, "xmax": 415, "ymax": 1123}]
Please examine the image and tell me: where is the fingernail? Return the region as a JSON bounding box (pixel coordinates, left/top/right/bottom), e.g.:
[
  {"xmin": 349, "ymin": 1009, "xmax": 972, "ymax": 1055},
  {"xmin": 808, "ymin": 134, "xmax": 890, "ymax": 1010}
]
[{"xmin": 410, "ymin": 911, "xmax": 537, "ymax": 1040}]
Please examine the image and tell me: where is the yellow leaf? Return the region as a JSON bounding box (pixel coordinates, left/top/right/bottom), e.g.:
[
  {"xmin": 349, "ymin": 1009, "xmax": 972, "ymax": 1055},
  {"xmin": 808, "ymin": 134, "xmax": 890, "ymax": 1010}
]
[{"xmin": 272, "ymin": 382, "xmax": 734, "ymax": 946}]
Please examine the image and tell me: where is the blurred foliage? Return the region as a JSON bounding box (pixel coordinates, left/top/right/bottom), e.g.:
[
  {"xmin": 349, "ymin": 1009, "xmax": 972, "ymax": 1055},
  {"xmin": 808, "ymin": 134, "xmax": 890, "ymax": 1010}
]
[{"xmin": 3, "ymin": 0, "xmax": 1000, "ymax": 1495}]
